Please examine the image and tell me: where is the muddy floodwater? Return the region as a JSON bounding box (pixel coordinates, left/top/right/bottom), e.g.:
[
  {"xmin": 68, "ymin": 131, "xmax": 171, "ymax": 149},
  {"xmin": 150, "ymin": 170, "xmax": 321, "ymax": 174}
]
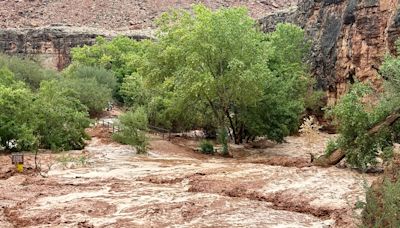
[{"xmin": 0, "ymin": 130, "xmax": 376, "ymax": 227}]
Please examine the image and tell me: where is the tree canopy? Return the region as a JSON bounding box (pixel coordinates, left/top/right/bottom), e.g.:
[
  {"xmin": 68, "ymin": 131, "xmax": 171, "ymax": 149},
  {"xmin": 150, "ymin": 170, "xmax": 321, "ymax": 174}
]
[
  {"xmin": 140, "ymin": 5, "xmax": 312, "ymax": 144},
  {"xmin": 0, "ymin": 57, "xmax": 91, "ymax": 151},
  {"xmin": 70, "ymin": 5, "xmax": 313, "ymax": 146}
]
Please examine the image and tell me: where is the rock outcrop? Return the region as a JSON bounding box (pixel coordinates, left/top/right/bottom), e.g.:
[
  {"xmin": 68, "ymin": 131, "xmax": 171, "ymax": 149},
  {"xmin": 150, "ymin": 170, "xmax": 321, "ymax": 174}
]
[
  {"xmin": 0, "ymin": 0, "xmax": 297, "ymax": 71},
  {"xmin": 1, "ymin": 0, "xmax": 400, "ymax": 103},
  {"xmin": 0, "ymin": 0, "xmax": 298, "ymax": 30},
  {"xmin": 0, "ymin": 26, "xmax": 151, "ymax": 70},
  {"xmin": 260, "ymin": 0, "xmax": 400, "ymax": 105}
]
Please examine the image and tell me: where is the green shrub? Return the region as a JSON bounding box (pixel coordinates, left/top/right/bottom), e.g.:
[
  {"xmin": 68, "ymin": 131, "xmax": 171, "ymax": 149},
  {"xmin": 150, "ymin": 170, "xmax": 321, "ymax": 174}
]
[
  {"xmin": 61, "ymin": 65, "xmax": 116, "ymax": 115},
  {"xmin": 0, "ymin": 55, "xmax": 91, "ymax": 152},
  {"xmin": 0, "ymin": 67, "xmax": 38, "ymax": 151},
  {"xmin": 112, "ymin": 107, "xmax": 148, "ymax": 153},
  {"xmin": 327, "ymin": 83, "xmax": 394, "ymax": 169},
  {"xmin": 200, "ymin": 140, "xmax": 214, "ymax": 155},
  {"xmin": 0, "ymin": 54, "xmax": 57, "ymax": 90},
  {"xmin": 120, "ymin": 73, "xmax": 149, "ymax": 106},
  {"xmin": 325, "ymin": 139, "xmax": 338, "ymax": 156},
  {"xmin": 361, "ymin": 178, "xmax": 400, "ymax": 227},
  {"xmin": 33, "ymin": 80, "xmax": 91, "ymax": 150},
  {"xmin": 217, "ymin": 129, "xmax": 228, "ymax": 156},
  {"xmin": 58, "ymin": 77, "xmax": 112, "ymax": 116},
  {"xmin": 65, "ymin": 65, "xmax": 117, "ymax": 91}
]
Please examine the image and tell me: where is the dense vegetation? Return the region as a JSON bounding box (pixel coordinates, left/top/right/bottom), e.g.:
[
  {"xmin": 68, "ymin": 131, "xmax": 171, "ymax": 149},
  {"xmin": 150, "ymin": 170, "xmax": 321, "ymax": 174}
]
[
  {"xmin": 325, "ymin": 40, "xmax": 400, "ymax": 170},
  {"xmin": 361, "ymin": 177, "xmax": 400, "ymax": 227},
  {"xmin": 0, "ymin": 55, "xmax": 114, "ymax": 151},
  {"xmin": 0, "ymin": 5, "xmax": 317, "ymax": 155},
  {"xmin": 71, "ymin": 5, "xmax": 314, "ymax": 151},
  {"xmin": 112, "ymin": 107, "xmax": 148, "ymax": 154}
]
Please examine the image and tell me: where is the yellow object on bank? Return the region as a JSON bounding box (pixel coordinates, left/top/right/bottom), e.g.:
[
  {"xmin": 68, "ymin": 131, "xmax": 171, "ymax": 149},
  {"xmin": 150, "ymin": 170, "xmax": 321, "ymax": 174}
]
[{"xmin": 16, "ymin": 164, "xmax": 24, "ymax": 173}]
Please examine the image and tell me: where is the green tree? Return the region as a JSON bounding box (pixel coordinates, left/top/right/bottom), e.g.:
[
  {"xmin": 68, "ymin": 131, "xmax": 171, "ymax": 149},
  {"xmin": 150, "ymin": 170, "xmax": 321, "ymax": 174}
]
[
  {"xmin": 0, "ymin": 67, "xmax": 37, "ymax": 150},
  {"xmin": 59, "ymin": 78, "xmax": 112, "ymax": 116},
  {"xmin": 119, "ymin": 73, "xmax": 149, "ymax": 106},
  {"xmin": 65, "ymin": 65, "xmax": 117, "ymax": 91},
  {"xmin": 0, "ymin": 54, "xmax": 57, "ymax": 90},
  {"xmin": 140, "ymin": 5, "xmax": 310, "ymax": 144},
  {"xmin": 61, "ymin": 65, "xmax": 116, "ymax": 116},
  {"xmin": 327, "ymin": 83, "xmax": 394, "ymax": 169},
  {"xmin": 113, "ymin": 107, "xmax": 148, "ymax": 153},
  {"xmin": 33, "ymin": 80, "xmax": 90, "ymax": 150},
  {"xmin": 71, "ymin": 37, "xmax": 150, "ymax": 100},
  {"xmin": 324, "ymin": 39, "xmax": 400, "ymax": 169}
]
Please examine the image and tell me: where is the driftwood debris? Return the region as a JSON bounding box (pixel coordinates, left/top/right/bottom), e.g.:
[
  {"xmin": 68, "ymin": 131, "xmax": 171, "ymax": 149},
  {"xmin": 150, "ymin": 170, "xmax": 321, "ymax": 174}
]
[{"xmin": 313, "ymin": 109, "xmax": 400, "ymax": 167}]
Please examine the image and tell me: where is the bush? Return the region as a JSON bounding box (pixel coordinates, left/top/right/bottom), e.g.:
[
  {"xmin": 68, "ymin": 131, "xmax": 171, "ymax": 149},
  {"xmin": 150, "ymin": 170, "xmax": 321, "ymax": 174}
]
[
  {"xmin": 112, "ymin": 107, "xmax": 148, "ymax": 153},
  {"xmin": 33, "ymin": 80, "xmax": 91, "ymax": 150},
  {"xmin": 199, "ymin": 140, "xmax": 214, "ymax": 155},
  {"xmin": 0, "ymin": 54, "xmax": 57, "ymax": 90},
  {"xmin": 0, "ymin": 67, "xmax": 38, "ymax": 151},
  {"xmin": 327, "ymin": 83, "xmax": 394, "ymax": 169},
  {"xmin": 0, "ymin": 55, "xmax": 92, "ymax": 152},
  {"xmin": 61, "ymin": 65, "xmax": 116, "ymax": 115},
  {"xmin": 65, "ymin": 65, "xmax": 117, "ymax": 92},
  {"xmin": 58, "ymin": 77, "xmax": 112, "ymax": 116},
  {"xmin": 217, "ymin": 129, "xmax": 228, "ymax": 156},
  {"xmin": 120, "ymin": 73, "xmax": 149, "ymax": 106},
  {"xmin": 361, "ymin": 178, "xmax": 400, "ymax": 227},
  {"xmin": 325, "ymin": 139, "xmax": 338, "ymax": 156}
]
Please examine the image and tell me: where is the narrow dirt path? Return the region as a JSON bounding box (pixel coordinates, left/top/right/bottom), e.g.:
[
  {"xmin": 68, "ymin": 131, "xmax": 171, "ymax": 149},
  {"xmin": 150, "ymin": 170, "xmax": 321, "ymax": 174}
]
[{"xmin": 0, "ymin": 130, "xmax": 376, "ymax": 227}]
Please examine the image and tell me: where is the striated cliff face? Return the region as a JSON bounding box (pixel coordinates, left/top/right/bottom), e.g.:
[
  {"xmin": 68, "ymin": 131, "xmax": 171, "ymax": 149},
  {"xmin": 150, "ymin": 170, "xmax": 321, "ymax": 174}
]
[
  {"xmin": 0, "ymin": 26, "xmax": 150, "ymax": 70},
  {"xmin": 0, "ymin": 0, "xmax": 297, "ymax": 71},
  {"xmin": 1, "ymin": 0, "xmax": 399, "ymax": 103},
  {"xmin": 260, "ymin": 0, "xmax": 400, "ymax": 105}
]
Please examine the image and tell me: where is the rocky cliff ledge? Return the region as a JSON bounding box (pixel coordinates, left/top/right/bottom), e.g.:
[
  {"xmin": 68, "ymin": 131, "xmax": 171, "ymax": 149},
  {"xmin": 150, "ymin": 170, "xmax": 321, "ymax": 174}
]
[
  {"xmin": 260, "ymin": 0, "xmax": 400, "ymax": 105},
  {"xmin": 0, "ymin": 26, "xmax": 151, "ymax": 70}
]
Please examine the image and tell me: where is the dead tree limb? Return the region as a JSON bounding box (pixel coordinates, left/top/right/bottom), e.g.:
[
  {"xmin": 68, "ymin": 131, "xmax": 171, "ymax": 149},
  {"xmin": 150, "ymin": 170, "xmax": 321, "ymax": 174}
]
[{"xmin": 313, "ymin": 109, "xmax": 400, "ymax": 167}]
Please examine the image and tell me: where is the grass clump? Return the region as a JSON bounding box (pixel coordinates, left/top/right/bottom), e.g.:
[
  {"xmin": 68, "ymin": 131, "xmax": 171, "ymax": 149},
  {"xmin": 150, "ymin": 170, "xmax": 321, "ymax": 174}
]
[{"xmin": 199, "ymin": 140, "xmax": 214, "ymax": 155}]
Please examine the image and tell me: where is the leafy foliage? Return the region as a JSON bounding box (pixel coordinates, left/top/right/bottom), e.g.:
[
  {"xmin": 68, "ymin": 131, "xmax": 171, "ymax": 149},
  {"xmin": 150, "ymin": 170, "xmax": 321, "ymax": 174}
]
[
  {"xmin": 327, "ymin": 83, "xmax": 393, "ymax": 169},
  {"xmin": 0, "ymin": 67, "xmax": 37, "ymax": 150},
  {"xmin": 60, "ymin": 65, "xmax": 116, "ymax": 115},
  {"xmin": 0, "ymin": 55, "xmax": 91, "ymax": 152},
  {"xmin": 0, "ymin": 54, "xmax": 57, "ymax": 90},
  {"xmin": 65, "ymin": 65, "xmax": 117, "ymax": 91},
  {"xmin": 119, "ymin": 73, "xmax": 149, "ymax": 106},
  {"xmin": 325, "ymin": 139, "xmax": 338, "ymax": 156},
  {"xmin": 380, "ymin": 40, "xmax": 400, "ymax": 111},
  {"xmin": 113, "ymin": 107, "xmax": 148, "ymax": 153},
  {"xmin": 217, "ymin": 128, "xmax": 229, "ymax": 156},
  {"xmin": 141, "ymin": 6, "xmax": 311, "ymax": 144},
  {"xmin": 32, "ymin": 80, "xmax": 91, "ymax": 150},
  {"xmin": 71, "ymin": 36, "xmax": 150, "ymax": 101},
  {"xmin": 199, "ymin": 140, "xmax": 214, "ymax": 155},
  {"xmin": 70, "ymin": 5, "xmax": 314, "ymax": 147},
  {"xmin": 326, "ymin": 39, "xmax": 400, "ymax": 169},
  {"xmin": 361, "ymin": 178, "xmax": 400, "ymax": 227},
  {"xmin": 57, "ymin": 78, "xmax": 112, "ymax": 116}
]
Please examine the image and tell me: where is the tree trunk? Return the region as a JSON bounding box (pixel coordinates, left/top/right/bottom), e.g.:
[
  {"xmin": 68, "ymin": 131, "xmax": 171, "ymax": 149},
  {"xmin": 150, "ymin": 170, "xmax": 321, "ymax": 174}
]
[{"xmin": 313, "ymin": 109, "xmax": 400, "ymax": 167}]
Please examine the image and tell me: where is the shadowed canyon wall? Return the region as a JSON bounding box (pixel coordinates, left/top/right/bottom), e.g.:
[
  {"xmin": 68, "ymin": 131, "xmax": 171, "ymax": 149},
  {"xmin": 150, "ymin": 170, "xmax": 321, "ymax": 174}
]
[{"xmin": 260, "ymin": 0, "xmax": 400, "ymax": 105}]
